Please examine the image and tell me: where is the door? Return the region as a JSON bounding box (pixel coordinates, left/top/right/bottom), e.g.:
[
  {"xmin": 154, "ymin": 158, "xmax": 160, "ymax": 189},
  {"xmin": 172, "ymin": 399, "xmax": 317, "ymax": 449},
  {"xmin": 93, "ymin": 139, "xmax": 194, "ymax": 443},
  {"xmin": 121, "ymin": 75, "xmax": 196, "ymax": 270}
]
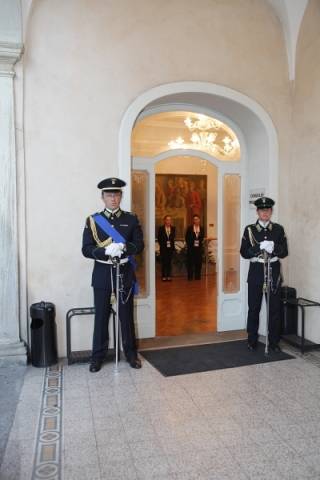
[
  {"xmin": 132, "ymin": 156, "xmax": 245, "ymax": 338},
  {"xmin": 217, "ymin": 164, "xmax": 245, "ymax": 331}
]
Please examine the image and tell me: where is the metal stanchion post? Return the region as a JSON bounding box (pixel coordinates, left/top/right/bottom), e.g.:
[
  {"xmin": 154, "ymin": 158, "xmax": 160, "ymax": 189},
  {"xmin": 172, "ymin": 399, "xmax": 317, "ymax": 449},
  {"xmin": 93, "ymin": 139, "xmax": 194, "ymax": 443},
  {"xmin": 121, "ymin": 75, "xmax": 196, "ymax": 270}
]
[
  {"xmin": 263, "ymin": 251, "xmax": 271, "ymax": 355},
  {"xmin": 113, "ymin": 259, "xmax": 120, "ymax": 372}
]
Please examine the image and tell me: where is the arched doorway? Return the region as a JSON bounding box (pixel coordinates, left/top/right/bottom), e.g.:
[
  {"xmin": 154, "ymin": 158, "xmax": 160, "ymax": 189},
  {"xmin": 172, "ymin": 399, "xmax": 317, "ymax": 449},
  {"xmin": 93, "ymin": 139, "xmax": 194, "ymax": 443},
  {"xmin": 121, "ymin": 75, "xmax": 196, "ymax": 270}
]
[
  {"xmin": 153, "ymin": 155, "xmax": 218, "ymax": 337},
  {"xmin": 119, "ymin": 82, "xmax": 279, "ymax": 341}
]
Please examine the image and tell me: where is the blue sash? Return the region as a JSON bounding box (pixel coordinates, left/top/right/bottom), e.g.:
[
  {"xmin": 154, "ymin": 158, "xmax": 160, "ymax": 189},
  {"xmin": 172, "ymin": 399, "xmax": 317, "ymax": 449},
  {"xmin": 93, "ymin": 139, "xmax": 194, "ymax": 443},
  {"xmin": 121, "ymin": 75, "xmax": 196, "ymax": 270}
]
[{"xmin": 92, "ymin": 213, "xmax": 139, "ymax": 294}]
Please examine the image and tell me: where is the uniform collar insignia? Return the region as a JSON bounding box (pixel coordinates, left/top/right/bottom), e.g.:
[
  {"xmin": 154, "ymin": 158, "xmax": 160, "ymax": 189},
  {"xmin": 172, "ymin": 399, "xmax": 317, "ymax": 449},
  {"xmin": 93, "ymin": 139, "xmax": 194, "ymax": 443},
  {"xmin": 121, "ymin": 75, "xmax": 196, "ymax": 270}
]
[
  {"xmin": 256, "ymin": 220, "xmax": 273, "ymax": 232},
  {"xmin": 103, "ymin": 208, "xmax": 122, "ymax": 219}
]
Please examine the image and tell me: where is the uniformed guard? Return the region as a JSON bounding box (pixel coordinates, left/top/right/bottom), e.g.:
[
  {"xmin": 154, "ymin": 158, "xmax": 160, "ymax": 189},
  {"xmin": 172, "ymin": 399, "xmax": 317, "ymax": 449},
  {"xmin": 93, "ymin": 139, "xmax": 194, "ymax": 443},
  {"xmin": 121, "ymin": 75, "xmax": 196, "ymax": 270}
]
[
  {"xmin": 82, "ymin": 177, "xmax": 144, "ymax": 372},
  {"xmin": 185, "ymin": 214, "xmax": 205, "ymax": 280},
  {"xmin": 157, "ymin": 215, "xmax": 176, "ymax": 281},
  {"xmin": 240, "ymin": 196, "xmax": 288, "ymax": 352}
]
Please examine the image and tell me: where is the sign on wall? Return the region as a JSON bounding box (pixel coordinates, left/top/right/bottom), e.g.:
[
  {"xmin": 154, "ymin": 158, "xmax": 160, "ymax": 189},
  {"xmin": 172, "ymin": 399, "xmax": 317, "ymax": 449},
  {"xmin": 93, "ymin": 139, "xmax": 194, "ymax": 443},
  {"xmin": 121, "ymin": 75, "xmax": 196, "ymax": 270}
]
[{"xmin": 249, "ymin": 188, "xmax": 265, "ymax": 209}]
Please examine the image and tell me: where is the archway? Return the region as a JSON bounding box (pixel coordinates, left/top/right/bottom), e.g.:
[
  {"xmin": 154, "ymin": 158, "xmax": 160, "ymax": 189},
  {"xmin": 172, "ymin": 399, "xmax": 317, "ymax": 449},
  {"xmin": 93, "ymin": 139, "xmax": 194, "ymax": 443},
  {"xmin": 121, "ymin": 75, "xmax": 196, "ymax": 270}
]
[{"xmin": 119, "ymin": 82, "xmax": 279, "ymax": 340}]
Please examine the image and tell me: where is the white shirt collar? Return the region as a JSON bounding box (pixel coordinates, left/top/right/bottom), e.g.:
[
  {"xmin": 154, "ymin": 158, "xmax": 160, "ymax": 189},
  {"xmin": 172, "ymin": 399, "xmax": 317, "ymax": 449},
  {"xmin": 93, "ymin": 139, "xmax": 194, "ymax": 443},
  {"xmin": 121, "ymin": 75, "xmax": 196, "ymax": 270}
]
[
  {"xmin": 258, "ymin": 220, "xmax": 270, "ymax": 228},
  {"xmin": 106, "ymin": 207, "xmax": 119, "ymax": 214}
]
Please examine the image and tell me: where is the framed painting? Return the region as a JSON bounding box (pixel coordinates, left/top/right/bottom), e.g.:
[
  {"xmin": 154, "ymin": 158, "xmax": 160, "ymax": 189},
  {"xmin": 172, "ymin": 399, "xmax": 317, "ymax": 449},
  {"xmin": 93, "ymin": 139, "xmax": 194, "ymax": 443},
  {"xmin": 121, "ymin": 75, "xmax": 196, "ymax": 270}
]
[{"xmin": 155, "ymin": 174, "xmax": 207, "ymax": 239}]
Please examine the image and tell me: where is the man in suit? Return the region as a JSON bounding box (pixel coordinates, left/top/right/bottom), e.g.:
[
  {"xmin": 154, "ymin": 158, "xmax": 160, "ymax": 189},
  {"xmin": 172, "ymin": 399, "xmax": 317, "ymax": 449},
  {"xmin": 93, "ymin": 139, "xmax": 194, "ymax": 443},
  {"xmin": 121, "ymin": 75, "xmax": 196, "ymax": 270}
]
[
  {"xmin": 157, "ymin": 215, "xmax": 175, "ymax": 281},
  {"xmin": 82, "ymin": 177, "xmax": 144, "ymax": 372},
  {"xmin": 185, "ymin": 214, "xmax": 205, "ymax": 280},
  {"xmin": 240, "ymin": 196, "xmax": 288, "ymax": 352}
]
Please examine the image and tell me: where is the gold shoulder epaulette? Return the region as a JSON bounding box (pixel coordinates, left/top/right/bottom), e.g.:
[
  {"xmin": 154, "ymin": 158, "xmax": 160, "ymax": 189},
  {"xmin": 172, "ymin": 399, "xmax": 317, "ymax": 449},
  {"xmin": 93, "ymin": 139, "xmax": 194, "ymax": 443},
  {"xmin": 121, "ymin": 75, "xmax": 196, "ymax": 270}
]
[
  {"xmin": 247, "ymin": 225, "xmax": 259, "ymax": 247},
  {"xmin": 89, "ymin": 216, "xmax": 112, "ymax": 248}
]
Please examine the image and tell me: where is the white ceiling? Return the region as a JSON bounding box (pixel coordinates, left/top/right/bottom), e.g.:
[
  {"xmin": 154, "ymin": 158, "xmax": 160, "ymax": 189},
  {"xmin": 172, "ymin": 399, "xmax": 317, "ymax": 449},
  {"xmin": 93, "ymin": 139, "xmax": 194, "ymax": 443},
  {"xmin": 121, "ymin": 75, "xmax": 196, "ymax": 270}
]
[
  {"xmin": 0, "ymin": 0, "xmax": 309, "ymax": 81},
  {"xmin": 266, "ymin": 0, "xmax": 309, "ymax": 81}
]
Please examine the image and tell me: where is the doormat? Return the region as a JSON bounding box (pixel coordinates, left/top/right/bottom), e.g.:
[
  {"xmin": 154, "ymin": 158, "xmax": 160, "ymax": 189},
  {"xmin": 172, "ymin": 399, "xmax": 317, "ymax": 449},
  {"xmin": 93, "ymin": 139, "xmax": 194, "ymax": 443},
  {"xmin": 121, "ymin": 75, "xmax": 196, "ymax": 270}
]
[{"xmin": 140, "ymin": 340, "xmax": 294, "ymax": 377}]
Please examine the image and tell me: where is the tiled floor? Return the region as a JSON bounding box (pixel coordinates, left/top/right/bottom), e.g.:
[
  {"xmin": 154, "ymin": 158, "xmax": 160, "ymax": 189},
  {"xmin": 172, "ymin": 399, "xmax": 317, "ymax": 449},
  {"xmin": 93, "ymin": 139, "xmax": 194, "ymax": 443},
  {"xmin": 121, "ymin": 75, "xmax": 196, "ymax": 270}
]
[
  {"xmin": 2, "ymin": 348, "xmax": 320, "ymax": 479},
  {"xmin": 0, "ymin": 365, "xmax": 26, "ymax": 467}
]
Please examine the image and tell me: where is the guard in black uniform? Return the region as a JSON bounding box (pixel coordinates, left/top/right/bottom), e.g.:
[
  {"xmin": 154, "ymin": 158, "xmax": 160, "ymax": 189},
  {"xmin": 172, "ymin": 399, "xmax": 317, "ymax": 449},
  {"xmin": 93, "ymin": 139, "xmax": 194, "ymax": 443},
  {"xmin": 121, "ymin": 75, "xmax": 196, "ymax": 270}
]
[
  {"xmin": 158, "ymin": 215, "xmax": 176, "ymax": 281},
  {"xmin": 240, "ymin": 197, "xmax": 288, "ymax": 352},
  {"xmin": 82, "ymin": 177, "xmax": 144, "ymax": 372},
  {"xmin": 185, "ymin": 215, "xmax": 205, "ymax": 280}
]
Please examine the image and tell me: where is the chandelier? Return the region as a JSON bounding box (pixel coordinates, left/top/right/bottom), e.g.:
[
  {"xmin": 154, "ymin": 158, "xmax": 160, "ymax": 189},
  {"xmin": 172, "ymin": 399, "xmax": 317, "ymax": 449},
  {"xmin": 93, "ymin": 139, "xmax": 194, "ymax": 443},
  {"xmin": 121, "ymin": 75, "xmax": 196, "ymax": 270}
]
[
  {"xmin": 168, "ymin": 114, "xmax": 239, "ymax": 157},
  {"xmin": 184, "ymin": 114, "xmax": 221, "ymax": 131}
]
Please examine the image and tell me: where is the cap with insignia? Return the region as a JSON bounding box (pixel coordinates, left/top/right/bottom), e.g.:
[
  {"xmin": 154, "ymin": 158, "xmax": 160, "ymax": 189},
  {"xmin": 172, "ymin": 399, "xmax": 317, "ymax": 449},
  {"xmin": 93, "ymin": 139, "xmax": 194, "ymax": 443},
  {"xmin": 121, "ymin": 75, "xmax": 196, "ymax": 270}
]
[
  {"xmin": 97, "ymin": 177, "xmax": 126, "ymax": 192},
  {"xmin": 254, "ymin": 196, "xmax": 275, "ymax": 209}
]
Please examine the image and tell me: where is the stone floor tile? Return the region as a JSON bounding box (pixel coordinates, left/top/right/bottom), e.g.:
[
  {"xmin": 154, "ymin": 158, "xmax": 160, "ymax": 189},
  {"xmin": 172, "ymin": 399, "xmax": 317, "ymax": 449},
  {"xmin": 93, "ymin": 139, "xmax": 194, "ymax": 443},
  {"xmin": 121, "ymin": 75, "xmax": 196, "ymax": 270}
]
[
  {"xmin": 64, "ymin": 415, "xmax": 95, "ymax": 434},
  {"xmin": 246, "ymin": 425, "xmax": 283, "ymax": 446},
  {"xmin": 285, "ymin": 434, "xmax": 320, "ymax": 456},
  {"xmin": 258, "ymin": 441, "xmax": 297, "ymax": 461},
  {"xmin": 64, "ymin": 461, "xmax": 101, "ymax": 480},
  {"xmin": 237, "ymin": 457, "xmax": 285, "ymax": 480},
  {"xmin": 63, "ymin": 402, "xmax": 92, "ymax": 420},
  {"xmin": 63, "ymin": 429, "xmax": 96, "ymax": 450},
  {"xmin": 276, "ymin": 456, "xmax": 318, "ymax": 479},
  {"xmin": 4, "ymin": 351, "xmax": 320, "ymax": 480},
  {"xmin": 63, "ymin": 385, "xmax": 89, "ymax": 400},
  {"xmin": 99, "ymin": 458, "xmax": 138, "ymax": 480},
  {"xmin": 92, "ymin": 412, "xmax": 124, "ymax": 432},
  {"xmin": 64, "ymin": 441, "xmax": 99, "ymax": 467},
  {"xmin": 304, "ymin": 452, "xmax": 320, "ymax": 474},
  {"xmin": 134, "ymin": 454, "xmax": 172, "ymax": 479},
  {"xmin": 97, "ymin": 440, "xmax": 132, "ymax": 462},
  {"xmin": 205, "ymin": 464, "xmax": 250, "ymax": 480},
  {"xmin": 129, "ymin": 437, "xmax": 164, "ymax": 459},
  {"xmin": 272, "ymin": 421, "xmax": 309, "ymax": 440},
  {"xmin": 159, "ymin": 435, "xmax": 198, "ymax": 456},
  {"xmin": 123, "ymin": 423, "xmax": 156, "ymax": 441},
  {"xmin": 91, "ymin": 406, "xmax": 120, "ymax": 422},
  {"xmin": 168, "ymin": 448, "xmax": 233, "ymax": 475}
]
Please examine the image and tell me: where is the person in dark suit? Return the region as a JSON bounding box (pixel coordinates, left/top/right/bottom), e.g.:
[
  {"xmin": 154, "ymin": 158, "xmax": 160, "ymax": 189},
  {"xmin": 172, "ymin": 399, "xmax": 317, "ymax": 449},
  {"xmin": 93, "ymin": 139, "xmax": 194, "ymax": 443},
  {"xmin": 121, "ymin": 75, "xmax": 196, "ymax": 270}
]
[
  {"xmin": 82, "ymin": 177, "xmax": 144, "ymax": 372},
  {"xmin": 157, "ymin": 215, "xmax": 175, "ymax": 281},
  {"xmin": 240, "ymin": 196, "xmax": 288, "ymax": 352},
  {"xmin": 185, "ymin": 214, "xmax": 205, "ymax": 280}
]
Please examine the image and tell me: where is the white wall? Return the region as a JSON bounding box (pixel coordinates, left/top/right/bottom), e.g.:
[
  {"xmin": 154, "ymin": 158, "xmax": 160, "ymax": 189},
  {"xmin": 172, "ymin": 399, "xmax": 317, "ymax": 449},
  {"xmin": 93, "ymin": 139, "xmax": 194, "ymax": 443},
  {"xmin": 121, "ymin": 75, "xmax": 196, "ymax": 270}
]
[
  {"xmin": 22, "ymin": 0, "xmax": 292, "ymax": 355},
  {"xmin": 289, "ymin": 0, "xmax": 320, "ymax": 342},
  {"xmin": 0, "ymin": 0, "xmax": 21, "ymax": 44}
]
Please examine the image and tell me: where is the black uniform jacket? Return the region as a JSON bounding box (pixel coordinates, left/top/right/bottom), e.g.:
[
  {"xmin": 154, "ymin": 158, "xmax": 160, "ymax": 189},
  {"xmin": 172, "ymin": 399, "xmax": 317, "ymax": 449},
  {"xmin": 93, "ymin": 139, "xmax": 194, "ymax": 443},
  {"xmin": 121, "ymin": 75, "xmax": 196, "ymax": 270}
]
[
  {"xmin": 82, "ymin": 209, "xmax": 144, "ymax": 289},
  {"xmin": 240, "ymin": 221, "xmax": 288, "ymax": 285},
  {"xmin": 157, "ymin": 225, "xmax": 175, "ymax": 255},
  {"xmin": 185, "ymin": 226, "xmax": 205, "ymax": 253}
]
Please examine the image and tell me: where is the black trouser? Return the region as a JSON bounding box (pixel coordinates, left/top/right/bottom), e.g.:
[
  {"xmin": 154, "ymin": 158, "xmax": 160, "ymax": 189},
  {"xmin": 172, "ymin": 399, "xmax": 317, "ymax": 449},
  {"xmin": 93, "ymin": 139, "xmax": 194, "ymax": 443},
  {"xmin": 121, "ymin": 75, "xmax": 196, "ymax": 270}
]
[
  {"xmin": 187, "ymin": 250, "xmax": 202, "ymax": 280},
  {"xmin": 247, "ymin": 281, "xmax": 281, "ymax": 346},
  {"xmin": 160, "ymin": 252, "xmax": 173, "ymax": 278},
  {"xmin": 92, "ymin": 287, "xmax": 137, "ymax": 362}
]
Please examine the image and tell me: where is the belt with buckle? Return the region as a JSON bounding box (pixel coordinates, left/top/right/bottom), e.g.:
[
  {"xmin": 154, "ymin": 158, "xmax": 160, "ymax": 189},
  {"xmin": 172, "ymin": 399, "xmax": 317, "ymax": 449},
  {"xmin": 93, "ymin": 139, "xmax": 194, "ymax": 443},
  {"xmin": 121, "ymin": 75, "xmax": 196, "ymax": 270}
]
[
  {"xmin": 96, "ymin": 258, "xmax": 129, "ymax": 265},
  {"xmin": 250, "ymin": 256, "xmax": 279, "ymax": 263}
]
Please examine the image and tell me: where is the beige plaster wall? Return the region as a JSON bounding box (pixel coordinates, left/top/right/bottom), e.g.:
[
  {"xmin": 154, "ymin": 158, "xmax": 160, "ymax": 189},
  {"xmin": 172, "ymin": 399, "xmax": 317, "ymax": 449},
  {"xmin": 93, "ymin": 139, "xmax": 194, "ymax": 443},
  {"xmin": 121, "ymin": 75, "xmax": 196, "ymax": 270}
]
[
  {"xmin": 23, "ymin": 0, "xmax": 292, "ymax": 355},
  {"xmin": 289, "ymin": 0, "xmax": 320, "ymax": 342}
]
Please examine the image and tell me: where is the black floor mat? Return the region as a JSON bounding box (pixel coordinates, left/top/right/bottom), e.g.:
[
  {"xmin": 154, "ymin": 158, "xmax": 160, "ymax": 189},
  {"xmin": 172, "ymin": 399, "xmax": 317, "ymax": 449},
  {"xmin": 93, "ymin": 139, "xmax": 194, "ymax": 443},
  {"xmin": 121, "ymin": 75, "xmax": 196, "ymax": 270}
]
[{"xmin": 140, "ymin": 340, "xmax": 294, "ymax": 377}]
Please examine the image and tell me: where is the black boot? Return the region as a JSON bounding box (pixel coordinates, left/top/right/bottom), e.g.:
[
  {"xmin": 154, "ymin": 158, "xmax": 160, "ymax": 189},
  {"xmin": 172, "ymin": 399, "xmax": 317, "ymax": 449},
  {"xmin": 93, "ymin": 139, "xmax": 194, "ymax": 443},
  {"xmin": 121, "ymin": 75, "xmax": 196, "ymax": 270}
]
[
  {"xmin": 127, "ymin": 357, "xmax": 142, "ymax": 369},
  {"xmin": 89, "ymin": 359, "xmax": 103, "ymax": 372}
]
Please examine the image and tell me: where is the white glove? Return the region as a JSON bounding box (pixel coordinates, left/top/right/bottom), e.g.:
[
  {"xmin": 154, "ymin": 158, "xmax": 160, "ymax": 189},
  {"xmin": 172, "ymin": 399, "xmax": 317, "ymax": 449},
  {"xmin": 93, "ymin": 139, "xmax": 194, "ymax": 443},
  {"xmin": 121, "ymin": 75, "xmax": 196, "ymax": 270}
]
[
  {"xmin": 260, "ymin": 240, "xmax": 274, "ymax": 254},
  {"xmin": 265, "ymin": 241, "xmax": 274, "ymax": 254},
  {"xmin": 105, "ymin": 242, "xmax": 124, "ymax": 258},
  {"xmin": 260, "ymin": 240, "xmax": 269, "ymax": 251}
]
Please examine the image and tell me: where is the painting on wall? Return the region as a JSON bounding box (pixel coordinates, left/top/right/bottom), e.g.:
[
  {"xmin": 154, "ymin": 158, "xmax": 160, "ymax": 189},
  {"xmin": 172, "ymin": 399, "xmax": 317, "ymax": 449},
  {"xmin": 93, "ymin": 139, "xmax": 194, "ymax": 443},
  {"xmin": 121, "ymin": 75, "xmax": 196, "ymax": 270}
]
[{"xmin": 155, "ymin": 174, "xmax": 207, "ymax": 239}]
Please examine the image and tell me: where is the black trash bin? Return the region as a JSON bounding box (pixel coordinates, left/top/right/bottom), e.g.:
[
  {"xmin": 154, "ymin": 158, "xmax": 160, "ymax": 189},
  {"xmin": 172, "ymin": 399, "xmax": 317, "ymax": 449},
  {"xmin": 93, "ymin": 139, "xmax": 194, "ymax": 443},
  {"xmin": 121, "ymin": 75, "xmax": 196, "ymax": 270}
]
[
  {"xmin": 280, "ymin": 286, "xmax": 298, "ymax": 335},
  {"xmin": 30, "ymin": 301, "xmax": 58, "ymax": 367}
]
